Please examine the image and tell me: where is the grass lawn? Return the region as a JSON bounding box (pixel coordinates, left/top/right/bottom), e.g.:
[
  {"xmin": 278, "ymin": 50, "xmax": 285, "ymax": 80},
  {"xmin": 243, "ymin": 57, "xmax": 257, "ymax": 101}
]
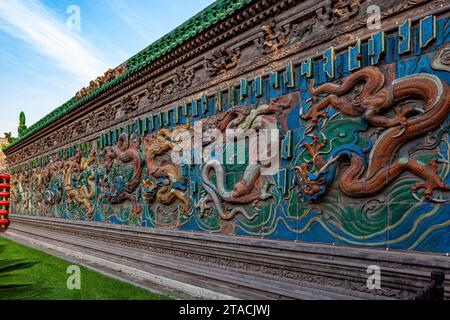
[{"xmin": 0, "ymin": 237, "xmax": 171, "ymax": 300}]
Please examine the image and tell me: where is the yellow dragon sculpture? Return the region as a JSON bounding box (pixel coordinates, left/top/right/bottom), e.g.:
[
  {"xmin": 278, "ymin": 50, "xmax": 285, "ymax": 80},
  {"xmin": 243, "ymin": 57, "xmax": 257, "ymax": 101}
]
[{"xmin": 64, "ymin": 149, "xmax": 97, "ymax": 217}]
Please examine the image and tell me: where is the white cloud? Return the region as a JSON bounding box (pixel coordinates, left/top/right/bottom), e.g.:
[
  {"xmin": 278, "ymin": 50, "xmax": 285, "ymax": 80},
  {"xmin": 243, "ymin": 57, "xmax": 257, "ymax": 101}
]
[
  {"xmin": 108, "ymin": 0, "xmax": 164, "ymax": 44},
  {"xmin": 0, "ymin": 0, "xmax": 108, "ymax": 81}
]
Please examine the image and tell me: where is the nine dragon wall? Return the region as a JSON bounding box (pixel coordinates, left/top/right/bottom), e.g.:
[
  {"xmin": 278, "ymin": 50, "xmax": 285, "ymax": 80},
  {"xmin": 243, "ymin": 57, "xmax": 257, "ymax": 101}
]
[{"xmin": 9, "ymin": 15, "xmax": 450, "ymax": 254}]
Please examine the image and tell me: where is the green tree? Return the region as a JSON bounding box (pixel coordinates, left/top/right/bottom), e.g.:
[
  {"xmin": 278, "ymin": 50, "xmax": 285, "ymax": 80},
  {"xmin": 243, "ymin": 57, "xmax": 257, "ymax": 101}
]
[
  {"xmin": 18, "ymin": 111, "xmax": 27, "ymax": 137},
  {"xmin": 3, "ymin": 133, "xmax": 13, "ymax": 143}
]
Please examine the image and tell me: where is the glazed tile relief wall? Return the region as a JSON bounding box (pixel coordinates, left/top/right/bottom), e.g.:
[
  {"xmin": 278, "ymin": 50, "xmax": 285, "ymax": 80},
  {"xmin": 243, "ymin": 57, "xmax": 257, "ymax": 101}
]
[{"xmin": 10, "ymin": 15, "xmax": 450, "ymax": 253}]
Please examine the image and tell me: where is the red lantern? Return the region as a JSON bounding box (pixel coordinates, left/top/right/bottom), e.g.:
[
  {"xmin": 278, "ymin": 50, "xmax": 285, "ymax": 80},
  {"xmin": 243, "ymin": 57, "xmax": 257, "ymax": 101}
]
[
  {"xmin": 0, "ymin": 173, "xmax": 10, "ymax": 232},
  {"xmin": 0, "ymin": 174, "xmax": 10, "ymax": 180}
]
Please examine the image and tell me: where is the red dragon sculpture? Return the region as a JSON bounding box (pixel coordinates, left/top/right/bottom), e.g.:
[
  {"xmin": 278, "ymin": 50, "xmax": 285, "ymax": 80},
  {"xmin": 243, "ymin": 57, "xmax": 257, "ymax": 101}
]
[{"xmin": 300, "ymin": 66, "xmax": 449, "ymax": 200}]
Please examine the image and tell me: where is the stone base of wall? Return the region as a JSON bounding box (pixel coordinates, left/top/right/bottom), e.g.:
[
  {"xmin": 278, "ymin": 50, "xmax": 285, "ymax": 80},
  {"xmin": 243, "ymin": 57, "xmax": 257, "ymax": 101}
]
[{"xmin": 6, "ymin": 215, "xmax": 449, "ymax": 300}]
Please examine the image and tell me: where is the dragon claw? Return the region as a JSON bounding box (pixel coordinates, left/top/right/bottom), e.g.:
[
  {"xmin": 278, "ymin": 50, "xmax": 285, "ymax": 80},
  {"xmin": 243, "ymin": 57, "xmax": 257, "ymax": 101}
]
[
  {"xmin": 301, "ymin": 109, "xmax": 329, "ymax": 123},
  {"xmin": 411, "ymin": 177, "xmax": 449, "ymax": 201}
]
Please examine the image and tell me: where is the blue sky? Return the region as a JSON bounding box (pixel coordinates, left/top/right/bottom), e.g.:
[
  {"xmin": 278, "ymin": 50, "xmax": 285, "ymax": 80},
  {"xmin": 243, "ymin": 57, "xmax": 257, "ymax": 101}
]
[{"xmin": 0, "ymin": 0, "xmax": 214, "ymax": 136}]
